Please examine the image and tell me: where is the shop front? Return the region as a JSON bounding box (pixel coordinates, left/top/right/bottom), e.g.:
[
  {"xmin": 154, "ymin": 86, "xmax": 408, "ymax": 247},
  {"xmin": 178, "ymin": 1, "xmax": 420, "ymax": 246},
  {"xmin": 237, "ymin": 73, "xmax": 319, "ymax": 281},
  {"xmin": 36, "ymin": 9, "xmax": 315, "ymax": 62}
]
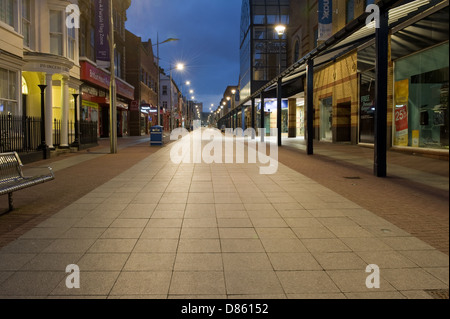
[
  {"xmin": 393, "ymin": 42, "xmax": 449, "ymax": 151},
  {"xmin": 80, "ymin": 60, "xmax": 134, "ymax": 139},
  {"xmin": 22, "ymin": 53, "xmax": 81, "ymax": 149},
  {"xmin": 258, "ymin": 100, "xmax": 288, "ymax": 135},
  {"xmin": 140, "ymin": 104, "xmax": 158, "ymax": 135}
]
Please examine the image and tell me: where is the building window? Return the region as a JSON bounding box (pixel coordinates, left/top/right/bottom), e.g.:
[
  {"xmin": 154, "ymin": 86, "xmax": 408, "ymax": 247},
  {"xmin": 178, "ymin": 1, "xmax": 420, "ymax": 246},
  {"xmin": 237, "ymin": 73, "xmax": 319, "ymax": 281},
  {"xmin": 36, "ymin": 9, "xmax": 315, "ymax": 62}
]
[
  {"xmin": 0, "ymin": 67, "xmax": 18, "ymax": 115},
  {"xmin": 293, "ymin": 39, "xmax": 300, "ymax": 63},
  {"xmin": 50, "ymin": 10, "xmax": 63, "ymax": 56},
  {"xmin": 79, "ymin": 19, "xmax": 86, "ymax": 57},
  {"xmin": 313, "ymin": 27, "xmax": 318, "ymax": 48},
  {"xmin": 365, "ymin": 0, "xmax": 375, "ymax": 7},
  {"xmin": 114, "ymin": 49, "xmax": 121, "ymax": 78},
  {"xmin": 22, "ymin": 0, "xmax": 31, "ymax": 47},
  {"xmin": 346, "ymin": 0, "xmax": 355, "ymax": 24},
  {"xmin": 89, "ymin": 27, "xmax": 95, "ymax": 60},
  {"xmin": 68, "ymin": 24, "xmax": 76, "ymax": 60},
  {"xmin": 162, "ymin": 86, "xmax": 168, "ymax": 96},
  {"xmin": 0, "ymin": 0, "xmax": 14, "ymax": 27}
]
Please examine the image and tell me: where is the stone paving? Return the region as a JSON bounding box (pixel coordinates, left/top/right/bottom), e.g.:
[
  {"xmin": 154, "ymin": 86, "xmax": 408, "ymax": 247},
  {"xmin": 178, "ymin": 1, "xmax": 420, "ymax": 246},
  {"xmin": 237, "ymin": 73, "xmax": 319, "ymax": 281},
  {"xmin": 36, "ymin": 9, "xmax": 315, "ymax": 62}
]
[{"xmin": 0, "ymin": 133, "xmax": 448, "ymax": 299}]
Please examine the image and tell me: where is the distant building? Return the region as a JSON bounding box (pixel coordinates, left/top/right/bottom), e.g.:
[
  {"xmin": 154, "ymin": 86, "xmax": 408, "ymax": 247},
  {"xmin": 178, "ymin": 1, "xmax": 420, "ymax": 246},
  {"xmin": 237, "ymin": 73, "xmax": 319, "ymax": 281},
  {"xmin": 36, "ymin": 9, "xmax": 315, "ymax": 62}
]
[
  {"xmin": 160, "ymin": 73, "xmax": 182, "ymax": 131},
  {"xmin": 125, "ymin": 30, "xmax": 159, "ymax": 136},
  {"xmin": 223, "ymin": 0, "xmax": 449, "ymax": 158},
  {"xmin": 78, "ymin": 0, "xmax": 134, "ymax": 138},
  {"xmin": 1, "ymin": 0, "xmax": 82, "ymax": 153},
  {"xmin": 239, "ymin": 0, "xmax": 290, "ymax": 103}
]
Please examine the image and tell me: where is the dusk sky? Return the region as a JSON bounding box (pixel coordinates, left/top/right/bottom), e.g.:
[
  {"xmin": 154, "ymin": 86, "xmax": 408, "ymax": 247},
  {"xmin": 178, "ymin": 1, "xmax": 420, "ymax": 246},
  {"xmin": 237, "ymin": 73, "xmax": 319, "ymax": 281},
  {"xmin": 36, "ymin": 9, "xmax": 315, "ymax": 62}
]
[{"xmin": 126, "ymin": 0, "xmax": 242, "ymax": 112}]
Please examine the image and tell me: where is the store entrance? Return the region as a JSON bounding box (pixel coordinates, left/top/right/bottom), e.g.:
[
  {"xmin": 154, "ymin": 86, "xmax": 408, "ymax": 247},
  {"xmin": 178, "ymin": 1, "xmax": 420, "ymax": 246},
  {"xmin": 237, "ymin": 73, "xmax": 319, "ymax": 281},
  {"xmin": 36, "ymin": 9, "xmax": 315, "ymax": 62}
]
[
  {"xmin": 336, "ymin": 102, "xmax": 352, "ymax": 142},
  {"xmin": 101, "ymin": 107, "xmax": 109, "ymax": 138}
]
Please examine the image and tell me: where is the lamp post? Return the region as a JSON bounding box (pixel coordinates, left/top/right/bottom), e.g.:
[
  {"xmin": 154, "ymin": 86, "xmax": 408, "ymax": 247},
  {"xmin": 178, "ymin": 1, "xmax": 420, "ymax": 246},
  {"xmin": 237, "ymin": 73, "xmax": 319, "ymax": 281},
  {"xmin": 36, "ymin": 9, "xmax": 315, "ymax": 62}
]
[
  {"xmin": 275, "ymin": 24, "xmax": 286, "ymax": 146},
  {"xmin": 38, "ymin": 85, "xmax": 48, "ymax": 159},
  {"xmin": 231, "ymin": 90, "xmax": 236, "ymax": 129},
  {"xmin": 71, "ymin": 94, "xmax": 80, "ymax": 149},
  {"xmin": 155, "ymin": 36, "xmax": 180, "ymax": 127},
  {"xmin": 108, "ymin": 0, "xmax": 117, "ymax": 154}
]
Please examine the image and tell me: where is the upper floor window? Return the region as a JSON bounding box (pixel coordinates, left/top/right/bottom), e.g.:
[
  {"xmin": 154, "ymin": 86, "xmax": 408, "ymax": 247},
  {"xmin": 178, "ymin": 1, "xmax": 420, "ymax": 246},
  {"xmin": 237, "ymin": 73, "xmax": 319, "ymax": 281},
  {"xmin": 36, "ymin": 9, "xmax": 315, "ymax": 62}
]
[
  {"xmin": 0, "ymin": 67, "xmax": 18, "ymax": 115},
  {"xmin": 293, "ymin": 39, "xmax": 300, "ymax": 63},
  {"xmin": 162, "ymin": 85, "xmax": 168, "ymax": 96},
  {"xmin": 22, "ymin": 0, "xmax": 31, "ymax": 47},
  {"xmin": 49, "ymin": 10, "xmax": 63, "ymax": 56},
  {"xmin": 114, "ymin": 48, "xmax": 121, "ymax": 78},
  {"xmin": 346, "ymin": 0, "xmax": 355, "ymax": 24},
  {"xmin": 68, "ymin": 24, "xmax": 76, "ymax": 60},
  {"xmin": 0, "ymin": 0, "xmax": 14, "ymax": 27},
  {"xmin": 313, "ymin": 27, "xmax": 318, "ymax": 48}
]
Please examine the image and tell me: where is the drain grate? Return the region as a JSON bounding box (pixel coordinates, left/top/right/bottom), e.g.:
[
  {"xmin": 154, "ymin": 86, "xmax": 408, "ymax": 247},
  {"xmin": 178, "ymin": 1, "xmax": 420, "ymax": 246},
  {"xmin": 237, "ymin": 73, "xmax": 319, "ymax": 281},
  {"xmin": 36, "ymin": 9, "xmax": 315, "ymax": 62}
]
[
  {"xmin": 344, "ymin": 176, "xmax": 361, "ymax": 180},
  {"xmin": 425, "ymin": 289, "xmax": 449, "ymax": 299}
]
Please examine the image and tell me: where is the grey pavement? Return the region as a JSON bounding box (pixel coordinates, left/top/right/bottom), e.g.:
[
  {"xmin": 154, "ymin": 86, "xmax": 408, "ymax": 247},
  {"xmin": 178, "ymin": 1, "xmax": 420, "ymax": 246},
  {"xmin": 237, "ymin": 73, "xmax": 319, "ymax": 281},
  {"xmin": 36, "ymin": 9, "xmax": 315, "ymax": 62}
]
[
  {"xmin": 0, "ymin": 132, "xmax": 448, "ymax": 299},
  {"xmin": 283, "ymin": 137, "xmax": 449, "ymax": 192}
]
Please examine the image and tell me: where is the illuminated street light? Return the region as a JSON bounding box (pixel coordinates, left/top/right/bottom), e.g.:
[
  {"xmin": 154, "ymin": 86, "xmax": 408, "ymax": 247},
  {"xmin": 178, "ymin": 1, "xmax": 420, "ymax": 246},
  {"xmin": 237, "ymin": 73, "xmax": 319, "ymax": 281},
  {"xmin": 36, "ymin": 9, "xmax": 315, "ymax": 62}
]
[
  {"xmin": 154, "ymin": 36, "xmax": 180, "ymax": 126},
  {"xmin": 168, "ymin": 62, "xmax": 185, "ymax": 131},
  {"xmin": 275, "ymin": 25, "xmax": 286, "ymax": 37}
]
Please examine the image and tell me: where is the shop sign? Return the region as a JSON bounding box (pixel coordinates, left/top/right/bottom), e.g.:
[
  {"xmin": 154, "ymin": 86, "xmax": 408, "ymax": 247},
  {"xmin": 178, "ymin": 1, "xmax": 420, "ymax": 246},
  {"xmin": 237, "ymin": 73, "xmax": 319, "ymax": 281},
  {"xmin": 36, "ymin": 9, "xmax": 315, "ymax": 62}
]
[
  {"xmin": 95, "ymin": 0, "xmax": 110, "ymax": 68},
  {"xmin": 81, "ymin": 62, "xmax": 134, "ymax": 100},
  {"xmin": 394, "ymin": 79, "xmax": 409, "ymax": 146},
  {"xmin": 25, "ymin": 62, "xmax": 70, "ymax": 75},
  {"xmin": 318, "ymin": 0, "xmax": 333, "ymax": 41},
  {"xmin": 130, "ymin": 101, "xmax": 139, "ymax": 111},
  {"xmin": 82, "ymin": 100, "xmax": 99, "ymax": 110}
]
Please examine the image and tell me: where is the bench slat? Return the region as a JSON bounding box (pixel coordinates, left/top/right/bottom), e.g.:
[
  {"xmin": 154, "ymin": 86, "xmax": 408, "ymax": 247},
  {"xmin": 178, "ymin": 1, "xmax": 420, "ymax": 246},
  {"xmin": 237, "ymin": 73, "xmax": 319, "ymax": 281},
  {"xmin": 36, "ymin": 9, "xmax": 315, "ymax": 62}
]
[{"xmin": 1, "ymin": 152, "xmax": 55, "ymax": 212}]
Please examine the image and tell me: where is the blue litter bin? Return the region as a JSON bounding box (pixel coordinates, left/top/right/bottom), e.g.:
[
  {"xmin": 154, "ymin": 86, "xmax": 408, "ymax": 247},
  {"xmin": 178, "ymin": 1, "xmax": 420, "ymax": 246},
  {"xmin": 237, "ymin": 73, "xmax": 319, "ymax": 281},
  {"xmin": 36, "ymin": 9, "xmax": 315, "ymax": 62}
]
[{"xmin": 150, "ymin": 125, "xmax": 164, "ymax": 146}]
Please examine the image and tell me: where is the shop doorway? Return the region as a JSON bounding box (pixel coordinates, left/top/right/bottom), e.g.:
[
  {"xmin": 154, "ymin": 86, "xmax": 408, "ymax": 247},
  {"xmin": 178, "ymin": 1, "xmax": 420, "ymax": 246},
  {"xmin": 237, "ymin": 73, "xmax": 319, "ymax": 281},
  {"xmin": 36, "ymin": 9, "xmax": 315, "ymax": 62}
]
[
  {"xmin": 101, "ymin": 107, "xmax": 109, "ymax": 138},
  {"xmin": 320, "ymin": 97, "xmax": 333, "ymax": 141},
  {"xmin": 336, "ymin": 102, "xmax": 352, "ymax": 142}
]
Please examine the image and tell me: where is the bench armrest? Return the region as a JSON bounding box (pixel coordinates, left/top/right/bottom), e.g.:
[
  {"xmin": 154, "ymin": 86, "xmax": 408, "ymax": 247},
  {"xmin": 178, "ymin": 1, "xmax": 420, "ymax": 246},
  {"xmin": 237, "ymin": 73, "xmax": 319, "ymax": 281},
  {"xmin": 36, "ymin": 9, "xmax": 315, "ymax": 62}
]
[{"xmin": 21, "ymin": 166, "xmax": 55, "ymax": 179}]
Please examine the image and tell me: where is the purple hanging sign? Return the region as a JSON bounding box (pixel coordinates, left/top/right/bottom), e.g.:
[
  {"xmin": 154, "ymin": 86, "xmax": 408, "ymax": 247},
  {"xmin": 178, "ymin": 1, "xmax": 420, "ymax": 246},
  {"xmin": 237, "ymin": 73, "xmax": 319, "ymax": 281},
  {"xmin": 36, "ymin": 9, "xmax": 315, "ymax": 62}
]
[{"xmin": 95, "ymin": 0, "xmax": 110, "ymax": 68}]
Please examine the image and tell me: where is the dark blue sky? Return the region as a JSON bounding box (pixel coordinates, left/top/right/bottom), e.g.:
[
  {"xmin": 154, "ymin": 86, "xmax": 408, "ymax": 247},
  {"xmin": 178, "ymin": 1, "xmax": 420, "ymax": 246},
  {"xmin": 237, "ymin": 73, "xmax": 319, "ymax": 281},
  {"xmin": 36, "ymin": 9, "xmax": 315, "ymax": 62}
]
[{"xmin": 126, "ymin": 0, "xmax": 242, "ymax": 112}]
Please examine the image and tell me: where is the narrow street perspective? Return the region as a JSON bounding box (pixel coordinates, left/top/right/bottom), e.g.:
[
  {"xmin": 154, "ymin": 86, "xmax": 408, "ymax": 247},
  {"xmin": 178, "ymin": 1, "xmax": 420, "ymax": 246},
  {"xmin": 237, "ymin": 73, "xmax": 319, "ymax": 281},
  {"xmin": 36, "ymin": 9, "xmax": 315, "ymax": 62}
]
[
  {"xmin": 0, "ymin": 131, "xmax": 448, "ymax": 300},
  {"xmin": 0, "ymin": 0, "xmax": 448, "ymax": 309}
]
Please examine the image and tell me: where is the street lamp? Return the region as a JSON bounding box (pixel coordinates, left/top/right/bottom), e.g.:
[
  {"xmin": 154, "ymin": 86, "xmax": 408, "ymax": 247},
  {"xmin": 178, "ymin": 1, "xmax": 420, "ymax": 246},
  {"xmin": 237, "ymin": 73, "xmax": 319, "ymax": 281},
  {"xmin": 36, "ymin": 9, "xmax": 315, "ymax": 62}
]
[
  {"xmin": 154, "ymin": 35, "xmax": 180, "ymax": 127},
  {"xmin": 231, "ymin": 90, "xmax": 237, "ymax": 129},
  {"xmin": 275, "ymin": 25, "xmax": 286, "ymax": 74},
  {"xmin": 37, "ymin": 85, "xmax": 48, "ymax": 158},
  {"xmin": 71, "ymin": 94, "xmax": 80, "ymax": 149},
  {"xmin": 168, "ymin": 63, "xmax": 185, "ymax": 130},
  {"xmin": 275, "ymin": 24, "xmax": 286, "ymax": 146}
]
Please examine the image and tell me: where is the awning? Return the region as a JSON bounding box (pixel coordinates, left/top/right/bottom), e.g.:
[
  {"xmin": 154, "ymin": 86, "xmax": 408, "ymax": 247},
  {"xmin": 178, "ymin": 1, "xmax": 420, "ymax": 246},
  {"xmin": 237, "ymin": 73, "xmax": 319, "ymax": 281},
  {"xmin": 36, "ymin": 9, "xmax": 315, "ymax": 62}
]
[{"xmin": 232, "ymin": 0, "xmax": 445, "ymax": 111}]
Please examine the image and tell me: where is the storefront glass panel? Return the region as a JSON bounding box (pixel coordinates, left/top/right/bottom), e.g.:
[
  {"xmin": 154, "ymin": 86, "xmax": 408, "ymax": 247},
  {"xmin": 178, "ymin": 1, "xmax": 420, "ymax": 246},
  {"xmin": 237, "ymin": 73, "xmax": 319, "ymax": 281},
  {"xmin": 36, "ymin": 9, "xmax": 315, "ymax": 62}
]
[
  {"xmin": 320, "ymin": 97, "xmax": 333, "ymax": 141},
  {"xmin": 394, "ymin": 42, "xmax": 449, "ymax": 149},
  {"xmin": 360, "ymin": 70, "xmax": 375, "ymax": 143}
]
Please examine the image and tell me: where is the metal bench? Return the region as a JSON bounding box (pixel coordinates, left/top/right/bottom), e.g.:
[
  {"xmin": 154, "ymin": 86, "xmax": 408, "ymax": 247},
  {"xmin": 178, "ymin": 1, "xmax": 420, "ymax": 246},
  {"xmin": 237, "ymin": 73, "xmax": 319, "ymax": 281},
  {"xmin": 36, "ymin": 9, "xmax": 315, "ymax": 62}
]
[{"xmin": 0, "ymin": 152, "xmax": 55, "ymax": 212}]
